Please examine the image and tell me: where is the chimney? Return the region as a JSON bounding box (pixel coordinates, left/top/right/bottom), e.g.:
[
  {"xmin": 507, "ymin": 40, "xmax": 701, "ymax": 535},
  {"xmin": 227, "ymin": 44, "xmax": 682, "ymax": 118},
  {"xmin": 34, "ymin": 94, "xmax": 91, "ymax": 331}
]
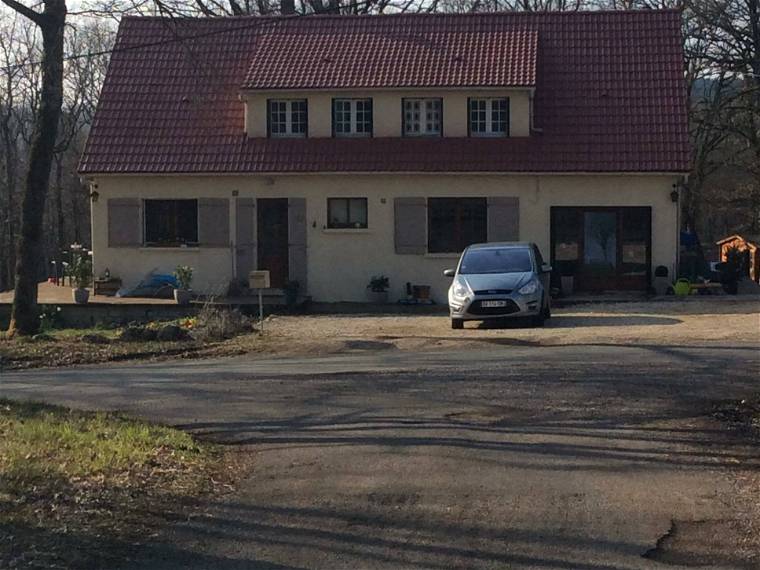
[{"xmin": 281, "ymin": 0, "xmax": 295, "ymax": 14}]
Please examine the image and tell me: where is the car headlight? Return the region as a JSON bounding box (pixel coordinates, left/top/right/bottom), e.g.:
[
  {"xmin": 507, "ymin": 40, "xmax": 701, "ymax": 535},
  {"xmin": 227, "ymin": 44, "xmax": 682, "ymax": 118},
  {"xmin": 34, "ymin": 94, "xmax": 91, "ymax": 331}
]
[
  {"xmin": 451, "ymin": 277, "xmax": 470, "ymax": 299},
  {"xmin": 518, "ymin": 280, "xmax": 539, "ymax": 295}
]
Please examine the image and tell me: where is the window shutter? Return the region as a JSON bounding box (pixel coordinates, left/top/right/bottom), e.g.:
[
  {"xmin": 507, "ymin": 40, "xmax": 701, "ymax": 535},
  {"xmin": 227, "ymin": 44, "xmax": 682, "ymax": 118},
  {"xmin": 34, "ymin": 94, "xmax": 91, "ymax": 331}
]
[
  {"xmin": 303, "ymin": 100, "xmax": 309, "ymax": 137},
  {"xmin": 487, "ymin": 197, "xmax": 520, "ymax": 242},
  {"xmin": 505, "ymin": 97, "xmax": 511, "ymax": 137},
  {"xmin": 235, "ymin": 198, "xmax": 256, "ymax": 279},
  {"xmin": 394, "ymin": 197, "xmax": 427, "ymax": 254},
  {"xmin": 266, "ymin": 99, "xmax": 272, "ymax": 137},
  {"xmin": 288, "ymin": 198, "xmax": 307, "ymax": 292},
  {"xmin": 108, "ymin": 198, "xmax": 141, "ymax": 247},
  {"xmin": 198, "ymin": 198, "xmax": 230, "ymax": 247},
  {"xmin": 368, "ymin": 99, "xmax": 374, "ymax": 137}
]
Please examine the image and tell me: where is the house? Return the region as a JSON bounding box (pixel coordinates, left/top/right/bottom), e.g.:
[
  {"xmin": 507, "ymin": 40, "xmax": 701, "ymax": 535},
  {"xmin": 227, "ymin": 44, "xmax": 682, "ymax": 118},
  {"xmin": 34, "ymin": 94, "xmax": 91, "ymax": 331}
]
[
  {"xmin": 716, "ymin": 234, "xmax": 760, "ymax": 283},
  {"xmin": 79, "ymin": 10, "xmax": 690, "ymax": 303}
]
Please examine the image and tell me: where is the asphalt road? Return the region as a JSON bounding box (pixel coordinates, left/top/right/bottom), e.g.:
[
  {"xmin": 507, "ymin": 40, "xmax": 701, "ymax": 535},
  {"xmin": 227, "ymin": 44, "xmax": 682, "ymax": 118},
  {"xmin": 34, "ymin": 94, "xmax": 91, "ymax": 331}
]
[{"xmin": 2, "ymin": 341, "xmax": 760, "ymax": 569}]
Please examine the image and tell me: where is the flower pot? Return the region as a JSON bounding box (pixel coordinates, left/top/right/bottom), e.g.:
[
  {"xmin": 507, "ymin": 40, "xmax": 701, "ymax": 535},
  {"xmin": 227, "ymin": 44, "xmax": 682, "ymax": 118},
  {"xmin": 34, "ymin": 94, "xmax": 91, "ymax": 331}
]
[
  {"xmin": 72, "ymin": 288, "xmax": 90, "ymax": 305},
  {"xmin": 366, "ymin": 290, "xmax": 388, "ymax": 304},
  {"xmin": 174, "ymin": 288, "xmax": 192, "ymax": 306}
]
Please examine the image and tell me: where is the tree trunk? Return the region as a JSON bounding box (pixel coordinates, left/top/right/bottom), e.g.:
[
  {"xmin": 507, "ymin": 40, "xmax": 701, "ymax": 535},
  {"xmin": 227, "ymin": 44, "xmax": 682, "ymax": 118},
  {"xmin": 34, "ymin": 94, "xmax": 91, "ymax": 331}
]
[{"xmin": 7, "ymin": 0, "xmax": 67, "ymax": 336}]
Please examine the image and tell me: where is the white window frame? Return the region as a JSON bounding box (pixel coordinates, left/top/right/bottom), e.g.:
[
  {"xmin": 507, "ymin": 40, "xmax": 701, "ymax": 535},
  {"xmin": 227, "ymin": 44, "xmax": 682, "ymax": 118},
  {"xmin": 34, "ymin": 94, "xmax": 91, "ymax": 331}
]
[
  {"xmin": 268, "ymin": 99, "xmax": 307, "ymax": 138},
  {"xmin": 469, "ymin": 98, "xmax": 509, "ymax": 137},
  {"xmin": 333, "ymin": 98, "xmax": 372, "ymax": 137},
  {"xmin": 403, "ymin": 98, "xmax": 442, "ymax": 137}
]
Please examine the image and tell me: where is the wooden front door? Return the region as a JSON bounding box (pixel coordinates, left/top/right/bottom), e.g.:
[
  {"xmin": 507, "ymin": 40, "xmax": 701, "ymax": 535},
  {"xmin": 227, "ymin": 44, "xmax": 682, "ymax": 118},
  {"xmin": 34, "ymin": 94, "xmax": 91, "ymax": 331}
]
[
  {"xmin": 551, "ymin": 207, "xmax": 651, "ymax": 292},
  {"xmin": 257, "ymin": 198, "xmax": 289, "ymax": 288}
]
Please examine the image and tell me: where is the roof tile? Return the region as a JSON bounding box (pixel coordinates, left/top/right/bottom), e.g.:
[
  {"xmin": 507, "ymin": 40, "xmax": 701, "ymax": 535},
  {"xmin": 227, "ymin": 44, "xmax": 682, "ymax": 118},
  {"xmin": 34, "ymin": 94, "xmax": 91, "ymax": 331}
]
[{"xmin": 79, "ymin": 11, "xmax": 690, "ymax": 175}]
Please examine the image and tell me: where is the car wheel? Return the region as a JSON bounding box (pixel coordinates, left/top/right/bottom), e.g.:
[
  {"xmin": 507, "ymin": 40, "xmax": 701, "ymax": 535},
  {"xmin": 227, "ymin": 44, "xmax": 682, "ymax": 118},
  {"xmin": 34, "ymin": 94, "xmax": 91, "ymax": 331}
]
[{"xmin": 451, "ymin": 318, "xmax": 464, "ymax": 330}]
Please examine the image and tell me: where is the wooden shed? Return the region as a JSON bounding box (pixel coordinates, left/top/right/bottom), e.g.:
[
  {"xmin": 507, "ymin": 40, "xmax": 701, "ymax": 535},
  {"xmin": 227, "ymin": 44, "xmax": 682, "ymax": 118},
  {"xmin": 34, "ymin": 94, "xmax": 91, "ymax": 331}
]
[{"xmin": 717, "ymin": 234, "xmax": 760, "ymax": 282}]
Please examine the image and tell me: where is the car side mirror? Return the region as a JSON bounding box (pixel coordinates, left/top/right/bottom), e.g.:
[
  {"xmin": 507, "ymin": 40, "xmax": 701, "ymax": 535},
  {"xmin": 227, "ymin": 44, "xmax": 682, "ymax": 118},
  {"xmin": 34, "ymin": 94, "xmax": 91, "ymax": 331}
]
[
  {"xmin": 541, "ymin": 264, "xmax": 553, "ymax": 273},
  {"xmin": 443, "ymin": 269, "xmax": 456, "ymax": 278}
]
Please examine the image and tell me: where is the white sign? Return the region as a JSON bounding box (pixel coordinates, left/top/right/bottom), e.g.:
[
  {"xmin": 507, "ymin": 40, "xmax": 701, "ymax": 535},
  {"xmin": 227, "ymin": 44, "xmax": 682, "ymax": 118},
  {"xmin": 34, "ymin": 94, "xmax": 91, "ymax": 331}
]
[{"xmin": 249, "ymin": 270, "xmax": 270, "ymax": 290}]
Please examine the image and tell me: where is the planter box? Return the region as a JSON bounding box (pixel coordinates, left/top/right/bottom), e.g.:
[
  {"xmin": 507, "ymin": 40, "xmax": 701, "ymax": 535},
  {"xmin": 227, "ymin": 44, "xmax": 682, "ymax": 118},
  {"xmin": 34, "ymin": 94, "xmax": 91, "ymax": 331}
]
[
  {"xmin": 366, "ymin": 290, "xmax": 389, "ymax": 304},
  {"xmin": 174, "ymin": 289, "xmax": 193, "ymax": 306}
]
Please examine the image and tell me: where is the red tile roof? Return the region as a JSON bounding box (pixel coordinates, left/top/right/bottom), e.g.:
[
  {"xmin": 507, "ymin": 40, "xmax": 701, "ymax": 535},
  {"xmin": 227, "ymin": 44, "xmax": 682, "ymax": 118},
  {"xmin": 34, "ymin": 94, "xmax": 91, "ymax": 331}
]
[
  {"xmin": 242, "ymin": 18, "xmax": 538, "ymax": 89},
  {"xmin": 79, "ymin": 11, "xmax": 690, "ymax": 175}
]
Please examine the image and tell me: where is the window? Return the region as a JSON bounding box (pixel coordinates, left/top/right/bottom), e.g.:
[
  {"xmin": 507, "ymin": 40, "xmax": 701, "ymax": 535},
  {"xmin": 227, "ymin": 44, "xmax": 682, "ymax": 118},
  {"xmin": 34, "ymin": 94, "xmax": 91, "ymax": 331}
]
[
  {"xmin": 333, "ymin": 99, "xmax": 373, "ymax": 137},
  {"xmin": 327, "ymin": 198, "xmax": 368, "ymax": 229},
  {"xmin": 469, "ymin": 98, "xmax": 509, "ymax": 137},
  {"xmin": 268, "ymin": 99, "xmax": 307, "ymax": 137},
  {"xmin": 459, "ymin": 248, "xmax": 533, "ymax": 274},
  {"xmin": 428, "ymin": 198, "xmax": 487, "ymax": 253},
  {"xmin": 144, "ymin": 199, "xmax": 198, "ymax": 246},
  {"xmin": 403, "ymin": 98, "xmax": 442, "ymax": 137}
]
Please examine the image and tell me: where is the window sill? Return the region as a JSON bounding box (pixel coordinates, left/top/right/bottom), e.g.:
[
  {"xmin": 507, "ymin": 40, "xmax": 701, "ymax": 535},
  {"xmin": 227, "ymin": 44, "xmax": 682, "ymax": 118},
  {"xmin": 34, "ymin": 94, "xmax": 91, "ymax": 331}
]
[
  {"xmin": 140, "ymin": 246, "xmax": 200, "ymax": 252},
  {"xmin": 322, "ymin": 228, "xmax": 371, "ymax": 234}
]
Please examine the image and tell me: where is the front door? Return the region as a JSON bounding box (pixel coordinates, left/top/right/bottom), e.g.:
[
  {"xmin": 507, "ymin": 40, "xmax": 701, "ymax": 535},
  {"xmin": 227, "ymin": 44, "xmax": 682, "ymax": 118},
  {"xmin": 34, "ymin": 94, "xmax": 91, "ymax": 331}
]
[
  {"xmin": 257, "ymin": 198, "xmax": 289, "ymax": 288},
  {"xmin": 551, "ymin": 207, "xmax": 651, "ymax": 292}
]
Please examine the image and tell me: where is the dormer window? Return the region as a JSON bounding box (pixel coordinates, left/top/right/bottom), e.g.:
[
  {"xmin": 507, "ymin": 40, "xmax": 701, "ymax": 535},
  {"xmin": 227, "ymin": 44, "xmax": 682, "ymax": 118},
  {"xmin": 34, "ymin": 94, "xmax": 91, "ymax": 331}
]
[
  {"xmin": 403, "ymin": 98, "xmax": 442, "ymax": 137},
  {"xmin": 469, "ymin": 98, "xmax": 509, "ymax": 137},
  {"xmin": 333, "ymin": 98, "xmax": 373, "ymax": 137},
  {"xmin": 268, "ymin": 99, "xmax": 307, "ymax": 137}
]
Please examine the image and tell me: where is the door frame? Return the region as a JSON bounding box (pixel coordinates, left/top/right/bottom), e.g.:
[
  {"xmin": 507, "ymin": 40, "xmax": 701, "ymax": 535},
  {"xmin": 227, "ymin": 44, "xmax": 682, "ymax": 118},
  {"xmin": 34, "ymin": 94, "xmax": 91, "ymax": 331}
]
[
  {"xmin": 550, "ymin": 206, "xmax": 652, "ymax": 292},
  {"xmin": 256, "ymin": 198, "xmax": 290, "ymax": 289}
]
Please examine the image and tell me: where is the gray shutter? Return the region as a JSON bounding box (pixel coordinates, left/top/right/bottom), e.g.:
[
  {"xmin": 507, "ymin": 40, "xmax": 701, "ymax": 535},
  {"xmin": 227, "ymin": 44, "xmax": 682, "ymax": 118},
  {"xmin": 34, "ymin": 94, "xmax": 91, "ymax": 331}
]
[
  {"xmin": 288, "ymin": 198, "xmax": 307, "ymax": 292},
  {"xmin": 487, "ymin": 197, "xmax": 520, "ymax": 242},
  {"xmin": 394, "ymin": 197, "xmax": 427, "ymax": 254},
  {"xmin": 198, "ymin": 198, "xmax": 230, "ymax": 247},
  {"xmin": 236, "ymin": 198, "xmax": 256, "ymax": 279},
  {"xmin": 108, "ymin": 198, "xmax": 141, "ymax": 247}
]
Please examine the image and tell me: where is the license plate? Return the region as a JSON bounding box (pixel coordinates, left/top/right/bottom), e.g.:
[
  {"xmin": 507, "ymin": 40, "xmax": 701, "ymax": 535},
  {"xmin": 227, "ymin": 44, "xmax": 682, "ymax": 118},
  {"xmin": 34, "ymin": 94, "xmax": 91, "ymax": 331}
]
[{"xmin": 481, "ymin": 300, "xmax": 507, "ymax": 308}]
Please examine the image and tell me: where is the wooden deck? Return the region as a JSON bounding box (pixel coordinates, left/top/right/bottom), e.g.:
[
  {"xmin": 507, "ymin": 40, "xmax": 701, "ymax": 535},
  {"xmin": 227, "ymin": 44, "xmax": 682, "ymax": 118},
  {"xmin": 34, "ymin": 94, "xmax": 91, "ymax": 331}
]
[
  {"xmin": 0, "ymin": 282, "xmax": 175, "ymax": 306},
  {"xmin": 0, "ymin": 282, "xmax": 300, "ymax": 307}
]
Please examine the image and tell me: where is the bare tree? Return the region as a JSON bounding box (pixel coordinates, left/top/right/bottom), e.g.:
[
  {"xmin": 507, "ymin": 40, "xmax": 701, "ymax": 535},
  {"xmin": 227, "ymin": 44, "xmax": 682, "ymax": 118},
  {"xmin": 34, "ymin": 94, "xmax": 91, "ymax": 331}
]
[{"xmin": 0, "ymin": 0, "xmax": 67, "ymax": 336}]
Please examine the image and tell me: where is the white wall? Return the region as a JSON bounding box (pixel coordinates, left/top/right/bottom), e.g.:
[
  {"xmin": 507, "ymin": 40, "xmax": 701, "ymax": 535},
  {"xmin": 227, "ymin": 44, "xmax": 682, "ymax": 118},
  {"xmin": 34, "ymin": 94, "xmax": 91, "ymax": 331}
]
[{"xmin": 90, "ymin": 173, "xmax": 680, "ymax": 303}]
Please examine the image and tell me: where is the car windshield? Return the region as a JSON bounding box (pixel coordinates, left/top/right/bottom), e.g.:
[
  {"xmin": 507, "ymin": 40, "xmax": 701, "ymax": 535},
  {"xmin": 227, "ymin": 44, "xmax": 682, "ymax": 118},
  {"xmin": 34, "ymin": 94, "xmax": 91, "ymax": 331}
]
[{"xmin": 459, "ymin": 248, "xmax": 533, "ymax": 274}]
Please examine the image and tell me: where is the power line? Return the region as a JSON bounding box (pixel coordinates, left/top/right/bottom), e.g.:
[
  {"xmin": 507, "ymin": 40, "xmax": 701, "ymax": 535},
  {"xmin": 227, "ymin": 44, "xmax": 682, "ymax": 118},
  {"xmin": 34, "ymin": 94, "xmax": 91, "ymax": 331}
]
[{"xmin": 0, "ymin": 0, "xmax": 395, "ymax": 75}]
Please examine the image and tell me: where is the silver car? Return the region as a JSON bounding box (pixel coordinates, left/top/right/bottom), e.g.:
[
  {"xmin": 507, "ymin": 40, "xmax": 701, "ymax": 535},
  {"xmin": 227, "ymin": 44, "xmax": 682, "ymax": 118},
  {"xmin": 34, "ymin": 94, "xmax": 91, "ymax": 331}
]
[{"xmin": 444, "ymin": 242, "xmax": 552, "ymax": 329}]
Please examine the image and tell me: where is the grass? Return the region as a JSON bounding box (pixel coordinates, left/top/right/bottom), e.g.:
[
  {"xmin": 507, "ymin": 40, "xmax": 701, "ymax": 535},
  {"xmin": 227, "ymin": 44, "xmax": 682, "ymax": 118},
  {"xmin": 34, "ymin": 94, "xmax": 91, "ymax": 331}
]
[{"xmin": 0, "ymin": 399, "xmax": 240, "ymax": 569}]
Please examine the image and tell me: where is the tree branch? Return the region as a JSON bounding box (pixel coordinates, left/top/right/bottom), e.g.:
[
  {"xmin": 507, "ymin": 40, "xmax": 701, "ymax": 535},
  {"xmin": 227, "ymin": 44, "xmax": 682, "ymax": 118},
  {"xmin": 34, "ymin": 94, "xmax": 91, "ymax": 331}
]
[{"xmin": 0, "ymin": 0, "xmax": 44, "ymax": 26}]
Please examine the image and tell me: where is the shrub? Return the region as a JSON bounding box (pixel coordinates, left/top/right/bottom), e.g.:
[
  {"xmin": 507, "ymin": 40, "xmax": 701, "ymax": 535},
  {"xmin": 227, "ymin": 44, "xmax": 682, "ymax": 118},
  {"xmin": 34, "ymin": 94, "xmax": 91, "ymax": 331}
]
[
  {"xmin": 191, "ymin": 306, "xmax": 251, "ymax": 342},
  {"xmin": 367, "ymin": 275, "xmax": 389, "ymax": 292},
  {"xmin": 70, "ymin": 257, "xmax": 93, "ymax": 289},
  {"xmin": 39, "ymin": 306, "xmax": 63, "ymax": 331},
  {"xmin": 174, "ymin": 265, "xmax": 193, "ymax": 290}
]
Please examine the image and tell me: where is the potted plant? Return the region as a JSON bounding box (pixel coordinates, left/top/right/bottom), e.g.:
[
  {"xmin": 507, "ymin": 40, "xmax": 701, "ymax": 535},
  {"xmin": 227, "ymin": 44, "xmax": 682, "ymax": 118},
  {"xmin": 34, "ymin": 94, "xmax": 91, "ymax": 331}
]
[
  {"xmin": 70, "ymin": 256, "xmax": 92, "ymax": 304},
  {"xmin": 366, "ymin": 275, "xmax": 389, "ymax": 304},
  {"xmin": 173, "ymin": 265, "xmax": 194, "ymax": 305}
]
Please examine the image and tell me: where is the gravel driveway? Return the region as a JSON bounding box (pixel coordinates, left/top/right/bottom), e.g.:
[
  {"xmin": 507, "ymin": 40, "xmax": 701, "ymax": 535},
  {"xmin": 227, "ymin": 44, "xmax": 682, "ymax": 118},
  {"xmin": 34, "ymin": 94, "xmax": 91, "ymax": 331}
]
[{"xmin": 259, "ymin": 298, "xmax": 760, "ymax": 355}]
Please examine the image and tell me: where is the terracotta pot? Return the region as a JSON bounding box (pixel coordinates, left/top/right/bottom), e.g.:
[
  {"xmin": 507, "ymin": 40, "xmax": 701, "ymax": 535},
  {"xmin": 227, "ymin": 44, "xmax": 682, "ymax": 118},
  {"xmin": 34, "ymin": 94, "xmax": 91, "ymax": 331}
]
[
  {"xmin": 72, "ymin": 288, "xmax": 90, "ymax": 305},
  {"xmin": 174, "ymin": 289, "xmax": 192, "ymax": 305}
]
